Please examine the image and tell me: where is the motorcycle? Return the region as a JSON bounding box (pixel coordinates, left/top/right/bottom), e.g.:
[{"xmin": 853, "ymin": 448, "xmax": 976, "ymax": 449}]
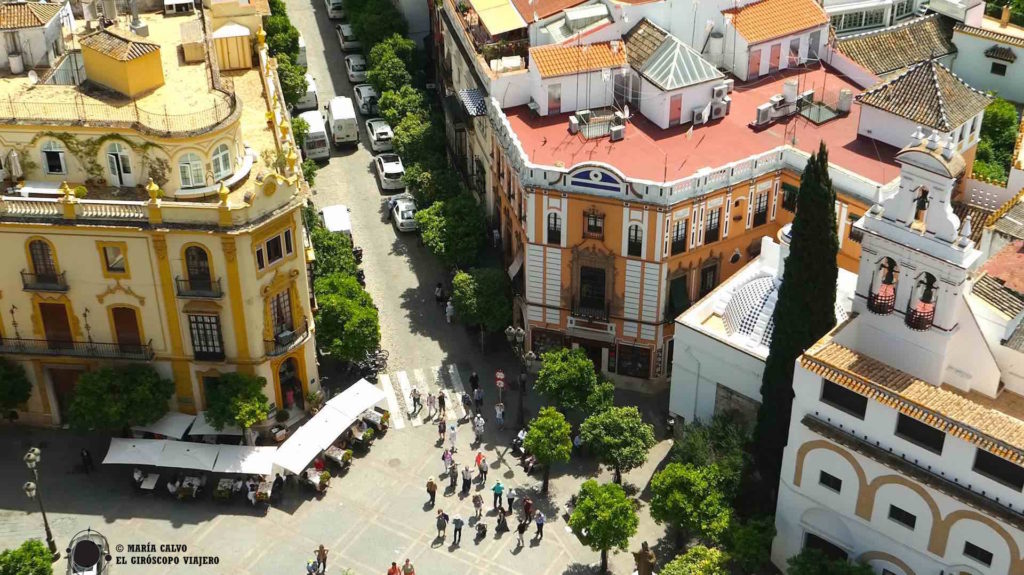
[
  {"xmin": 355, "ymin": 269, "xmax": 366, "ymax": 286},
  {"xmin": 352, "ymin": 246, "xmax": 363, "ymax": 264}
]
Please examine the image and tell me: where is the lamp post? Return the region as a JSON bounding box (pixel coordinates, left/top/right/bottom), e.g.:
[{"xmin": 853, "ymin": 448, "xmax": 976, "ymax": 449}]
[
  {"xmin": 505, "ymin": 326, "xmax": 535, "ymax": 427},
  {"xmin": 23, "ymin": 448, "xmax": 60, "ymax": 562}
]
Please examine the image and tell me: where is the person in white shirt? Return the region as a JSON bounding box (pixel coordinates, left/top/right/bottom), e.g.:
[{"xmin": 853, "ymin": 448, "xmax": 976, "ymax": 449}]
[{"xmin": 133, "ymin": 468, "xmax": 143, "ymax": 485}]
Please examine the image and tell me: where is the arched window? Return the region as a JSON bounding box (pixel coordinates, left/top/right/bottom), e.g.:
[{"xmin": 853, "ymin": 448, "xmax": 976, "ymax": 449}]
[
  {"xmin": 28, "ymin": 239, "xmax": 57, "ymax": 279},
  {"xmin": 185, "ymin": 246, "xmax": 212, "ymax": 291},
  {"xmin": 211, "ymin": 144, "xmax": 232, "ymax": 181},
  {"xmin": 868, "ymin": 257, "xmax": 898, "ymax": 314},
  {"xmin": 906, "ymin": 273, "xmax": 937, "ymax": 330},
  {"xmin": 546, "ymin": 212, "xmax": 561, "ymax": 245},
  {"xmin": 179, "ymin": 153, "xmax": 204, "ymax": 189},
  {"xmin": 106, "ymin": 142, "xmax": 132, "ymax": 187},
  {"xmin": 627, "ymin": 224, "xmax": 643, "ymax": 257}
]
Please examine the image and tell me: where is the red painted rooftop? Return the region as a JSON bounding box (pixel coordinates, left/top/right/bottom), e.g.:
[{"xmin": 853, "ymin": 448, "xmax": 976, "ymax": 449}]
[
  {"xmin": 503, "ymin": 65, "xmax": 901, "ymax": 185},
  {"xmin": 982, "ymin": 240, "xmax": 1024, "ymax": 293}
]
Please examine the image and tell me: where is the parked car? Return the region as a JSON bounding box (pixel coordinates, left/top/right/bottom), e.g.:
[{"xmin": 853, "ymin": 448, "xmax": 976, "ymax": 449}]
[
  {"xmin": 353, "ymin": 84, "xmax": 378, "ymax": 115},
  {"xmin": 324, "ymin": 0, "xmax": 344, "ymax": 19},
  {"xmin": 325, "ymin": 96, "xmax": 358, "ymax": 146},
  {"xmin": 293, "ymin": 73, "xmax": 318, "ymax": 112},
  {"xmin": 345, "ymin": 54, "xmax": 367, "ymax": 82},
  {"xmin": 391, "ymin": 196, "xmax": 418, "ymax": 232},
  {"xmin": 373, "ymin": 153, "xmax": 405, "ymax": 190},
  {"xmin": 335, "ymin": 24, "xmax": 362, "ymax": 51},
  {"xmin": 366, "ymin": 118, "xmax": 393, "ymax": 152}
]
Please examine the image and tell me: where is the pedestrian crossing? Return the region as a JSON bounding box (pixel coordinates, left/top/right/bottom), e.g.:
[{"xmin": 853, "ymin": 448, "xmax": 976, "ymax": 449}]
[{"xmin": 375, "ymin": 363, "xmax": 472, "ymax": 431}]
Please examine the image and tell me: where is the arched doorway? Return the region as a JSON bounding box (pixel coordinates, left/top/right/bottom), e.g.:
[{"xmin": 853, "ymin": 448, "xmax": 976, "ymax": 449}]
[{"xmin": 277, "ymin": 357, "xmax": 303, "ymax": 411}]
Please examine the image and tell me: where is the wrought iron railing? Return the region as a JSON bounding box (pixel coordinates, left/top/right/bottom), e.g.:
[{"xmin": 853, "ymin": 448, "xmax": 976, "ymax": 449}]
[
  {"xmin": 0, "ymin": 337, "xmax": 153, "ymax": 360},
  {"xmin": 905, "ymin": 307, "xmax": 935, "ymax": 330},
  {"xmin": 867, "ymin": 291, "xmax": 895, "ymax": 315},
  {"xmin": 175, "ymin": 277, "xmax": 223, "ymax": 299},
  {"xmin": 21, "ymin": 270, "xmax": 68, "ymax": 292},
  {"xmin": 571, "ymin": 299, "xmax": 609, "ymax": 322},
  {"xmin": 264, "ymin": 319, "xmax": 309, "ymax": 356}
]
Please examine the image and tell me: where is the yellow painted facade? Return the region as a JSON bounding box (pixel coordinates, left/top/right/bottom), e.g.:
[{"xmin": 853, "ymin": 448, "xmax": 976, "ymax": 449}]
[
  {"xmin": 0, "ymin": 11, "xmax": 319, "ymax": 426},
  {"xmin": 80, "ymin": 46, "xmax": 165, "ymax": 98}
]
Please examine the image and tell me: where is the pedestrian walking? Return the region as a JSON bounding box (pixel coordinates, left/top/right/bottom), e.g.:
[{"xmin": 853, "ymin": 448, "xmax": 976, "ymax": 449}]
[
  {"xmin": 491, "ymin": 480, "xmax": 504, "ymax": 509},
  {"xmin": 426, "ymin": 477, "xmax": 437, "ymax": 506},
  {"xmin": 472, "ymin": 493, "xmax": 483, "ymax": 518},
  {"xmin": 473, "ymin": 387, "xmax": 484, "ymax": 412},
  {"xmin": 477, "ymin": 454, "xmax": 488, "ymax": 483},
  {"xmin": 273, "ymin": 473, "xmax": 285, "ymax": 504},
  {"xmin": 448, "ymin": 461, "xmax": 458, "ymax": 490},
  {"xmin": 449, "ymin": 424, "xmax": 458, "ymax": 453},
  {"xmin": 442, "ymin": 448, "xmax": 452, "ymax": 473},
  {"xmin": 80, "ymin": 448, "xmax": 94, "ymax": 474},
  {"xmin": 388, "ymin": 562, "xmax": 401, "ymax": 575},
  {"xmin": 425, "ymin": 392, "xmax": 436, "ymax": 418},
  {"xmin": 401, "ymin": 559, "xmax": 415, "ymax": 575},
  {"xmin": 473, "ymin": 415, "xmax": 484, "ymax": 443},
  {"xmin": 434, "ymin": 282, "xmax": 445, "ymax": 306},
  {"xmin": 411, "ymin": 388, "xmax": 422, "ymax": 414},
  {"xmin": 461, "ymin": 392, "xmax": 472, "ymax": 415},
  {"xmin": 437, "ymin": 419, "xmax": 446, "ymax": 442},
  {"xmin": 445, "ymin": 300, "xmax": 455, "ymax": 324},
  {"xmin": 495, "ymin": 403, "xmax": 505, "ymax": 430},
  {"xmin": 523, "ymin": 497, "xmax": 533, "ymax": 520},
  {"xmin": 474, "ymin": 451, "xmax": 484, "ymax": 469},
  {"xmin": 506, "ymin": 487, "xmax": 516, "ymax": 514},
  {"xmin": 314, "ymin": 545, "xmax": 328, "ymax": 574},
  {"xmin": 461, "ymin": 465, "xmax": 472, "ymax": 494},
  {"xmin": 452, "ymin": 513, "xmax": 464, "ymax": 545},
  {"xmin": 534, "ymin": 511, "xmax": 545, "ymax": 540},
  {"xmin": 516, "ymin": 519, "xmax": 528, "ymax": 546},
  {"xmin": 436, "ymin": 509, "xmax": 449, "ymax": 538},
  {"xmin": 469, "ymin": 372, "xmax": 479, "ymax": 392},
  {"xmin": 438, "ymin": 392, "xmax": 447, "ymax": 419}
]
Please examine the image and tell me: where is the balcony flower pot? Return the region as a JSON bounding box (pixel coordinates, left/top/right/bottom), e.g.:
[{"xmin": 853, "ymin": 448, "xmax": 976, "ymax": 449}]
[{"xmin": 275, "ymin": 409, "xmax": 290, "ymax": 423}]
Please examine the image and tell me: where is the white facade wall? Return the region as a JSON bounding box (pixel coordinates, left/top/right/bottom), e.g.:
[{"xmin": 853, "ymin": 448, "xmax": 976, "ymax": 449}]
[
  {"xmin": 857, "ymin": 106, "xmax": 984, "ymax": 153},
  {"xmin": 529, "ymin": 66, "xmax": 618, "ymax": 116},
  {"xmin": 951, "ymin": 31, "xmax": 1024, "ymax": 104},
  {"xmin": 968, "ymin": 295, "xmax": 1024, "ymax": 394},
  {"xmin": 637, "ymin": 77, "xmax": 718, "ymax": 130},
  {"xmin": 0, "ymin": 5, "xmax": 72, "ymax": 71}
]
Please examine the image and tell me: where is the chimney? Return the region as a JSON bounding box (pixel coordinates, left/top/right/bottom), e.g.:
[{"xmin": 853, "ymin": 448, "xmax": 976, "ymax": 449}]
[{"xmin": 1001, "ymin": 4, "xmax": 1011, "ymax": 27}]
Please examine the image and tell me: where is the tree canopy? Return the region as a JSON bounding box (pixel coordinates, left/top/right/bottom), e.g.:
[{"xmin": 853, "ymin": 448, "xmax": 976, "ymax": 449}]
[
  {"xmin": 974, "ymin": 97, "xmax": 1020, "ymax": 182},
  {"xmin": 368, "ymin": 34, "xmax": 417, "ymax": 73},
  {"xmin": 378, "ymin": 86, "xmax": 427, "ymax": 128},
  {"xmin": 314, "ymin": 273, "xmax": 381, "ymax": 363},
  {"xmin": 451, "ymin": 268, "xmax": 512, "ymax": 332},
  {"xmin": 67, "ymin": 365, "xmax": 173, "ymax": 432},
  {"xmin": 524, "ymin": 407, "xmax": 572, "ymax": 493},
  {"xmin": 0, "ymin": 358, "xmax": 31, "ymax": 415},
  {"xmin": 671, "ymin": 412, "xmax": 750, "ymax": 498},
  {"xmin": 274, "ymin": 53, "xmax": 308, "ymax": 110},
  {"xmin": 204, "ymin": 372, "xmax": 270, "ymax": 434},
  {"xmin": 650, "ymin": 462, "xmax": 733, "ymax": 545},
  {"xmin": 414, "ymin": 194, "xmax": 485, "ymax": 267},
  {"xmin": 367, "ymin": 52, "xmax": 413, "ymax": 94},
  {"xmin": 660, "ymin": 545, "xmax": 730, "ymax": 575},
  {"xmin": 754, "ymin": 142, "xmax": 837, "ymax": 493},
  {"xmin": 580, "ymin": 406, "xmax": 656, "ymax": 483},
  {"xmin": 0, "ymin": 539, "xmax": 53, "ymax": 575},
  {"xmin": 568, "ymin": 480, "xmax": 639, "ymax": 573},
  {"xmin": 534, "ymin": 348, "xmax": 600, "ymax": 412},
  {"xmin": 726, "ymin": 516, "xmax": 776, "ymax": 574},
  {"xmin": 787, "ymin": 549, "xmax": 874, "ymax": 575}
]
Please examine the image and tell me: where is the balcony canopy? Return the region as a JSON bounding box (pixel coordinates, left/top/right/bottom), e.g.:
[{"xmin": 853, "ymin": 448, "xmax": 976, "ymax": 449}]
[{"xmin": 468, "ymin": 0, "xmax": 527, "ymax": 36}]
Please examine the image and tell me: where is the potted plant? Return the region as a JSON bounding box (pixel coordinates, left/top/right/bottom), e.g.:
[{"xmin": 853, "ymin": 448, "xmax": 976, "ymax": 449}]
[
  {"xmin": 318, "ymin": 470, "xmax": 331, "ymax": 492},
  {"xmin": 213, "ymin": 483, "xmax": 231, "ymax": 500},
  {"xmin": 341, "ymin": 449, "xmax": 353, "ymax": 468},
  {"xmin": 363, "ymin": 428, "xmax": 375, "ymax": 444},
  {"xmin": 306, "ymin": 390, "xmax": 324, "ymax": 414},
  {"xmin": 275, "ymin": 409, "xmax": 290, "ymax": 424}
]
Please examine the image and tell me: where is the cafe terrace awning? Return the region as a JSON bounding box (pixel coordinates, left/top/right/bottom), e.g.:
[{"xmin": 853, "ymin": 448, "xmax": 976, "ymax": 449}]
[
  {"xmin": 273, "ymin": 425, "xmax": 324, "ymax": 475},
  {"xmin": 160, "ymin": 441, "xmax": 220, "ymax": 471},
  {"xmin": 103, "ymin": 438, "xmax": 168, "ymax": 466},
  {"xmin": 212, "ymin": 445, "xmax": 278, "ymax": 475},
  {"xmin": 188, "ymin": 411, "xmax": 243, "ymax": 436},
  {"xmin": 468, "ymin": 0, "xmax": 526, "ymax": 36},
  {"xmin": 130, "ymin": 411, "xmax": 196, "ymax": 439},
  {"xmin": 325, "ymin": 378, "xmax": 387, "ymax": 421}
]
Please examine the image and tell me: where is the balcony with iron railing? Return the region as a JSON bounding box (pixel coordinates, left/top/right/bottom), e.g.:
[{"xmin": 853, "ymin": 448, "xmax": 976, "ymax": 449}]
[
  {"xmin": 905, "ymin": 306, "xmax": 935, "ymax": 330},
  {"xmin": 0, "ymin": 337, "xmax": 154, "ymax": 360},
  {"xmin": 175, "ymin": 277, "xmax": 223, "ymax": 299},
  {"xmin": 571, "ymin": 298, "xmax": 610, "ymax": 322},
  {"xmin": 264, "ymin": 319, "xmax": 310, "ymax": 357},
  {"xmin": 867, "ymin": 291, "xmax": 895, "ymax": 315},
  {"xmin": 21, "ymin": 270, "xmax": 68, "ymax": 292}
]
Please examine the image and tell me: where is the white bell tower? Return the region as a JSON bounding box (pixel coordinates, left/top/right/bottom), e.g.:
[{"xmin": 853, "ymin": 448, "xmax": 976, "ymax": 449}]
[{"xmin": 848, "ymin": 128, "xmax": 983, "ymax": 386}]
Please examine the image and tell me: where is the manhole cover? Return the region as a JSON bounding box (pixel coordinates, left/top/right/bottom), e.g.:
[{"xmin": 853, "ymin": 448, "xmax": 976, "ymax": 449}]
[{"xmin": 388, "ymin": 458, "xmax": 402, "ymax": 468}]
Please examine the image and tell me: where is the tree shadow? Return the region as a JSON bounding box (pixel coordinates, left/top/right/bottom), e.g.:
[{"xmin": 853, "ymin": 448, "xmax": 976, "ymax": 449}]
[{"xmin": 559, "ymin": 562, "xmax": 600, "ymax": 575}]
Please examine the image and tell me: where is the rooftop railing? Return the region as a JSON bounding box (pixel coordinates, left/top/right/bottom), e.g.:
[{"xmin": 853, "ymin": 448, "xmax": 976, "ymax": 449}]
[{"xmin": 0, "ymin": 337, "xmax": 154, "ymax": 360}]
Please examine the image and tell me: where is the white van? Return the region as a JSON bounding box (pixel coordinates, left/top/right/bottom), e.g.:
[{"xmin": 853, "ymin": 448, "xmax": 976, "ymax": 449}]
[
  {"xmin": 294, "ymin": 73, "xmax": 318, "ymax": 112},
  {"xmin": 297, "ymin": 33, "xmax": 307, "ymax": 67},
  {"xmin": 325, "ymin": 96, "xmax": 358, "ymax": 146},
  {"xmin": 324, "ymin": 0, "xmax": 344, "ymax": 19},
  {"xmin": 320, "ymin": 204, "xmax": 352, "ymax": 237},
  {"xmin": 298, "ymin": 110, "xmax": 329, "ymax": 161}
]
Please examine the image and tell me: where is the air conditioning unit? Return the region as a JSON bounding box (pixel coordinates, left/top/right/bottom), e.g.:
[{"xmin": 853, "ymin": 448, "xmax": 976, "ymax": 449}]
[
  {"xmin": 711, "ymin": 96, "xmax": 730, "ymax": 119},
  {"xmin": 712, "ymin": 84, "xmax": 728, "ymax": 101},
  {"xmin": 692, "ymin": 104, "xmax": 710, "ymax": 125},
  {"xmin": 275, "ymin": 330, "xmax": 295, "ymax": 345},
  {"xmin": 569, "ymin": 116, "xmax": 580, "ymax": 134},
  {"xmin": 769, "ymin": 94, "xmax": 785, "ymax": 108},
  {"xmin": 577, "ymin": 109, "xmax": 593, "ymax": 122},
  {"xmin": 723, "ymin": 78, "xmax": 734, "ymax": 93},
  {"xmin": 609, "ymin": 125, "xmax": 625, "ymax": 141},
  {"xmin": 753, "ymin": 103, "xmax": 773, "ymax": 127}
]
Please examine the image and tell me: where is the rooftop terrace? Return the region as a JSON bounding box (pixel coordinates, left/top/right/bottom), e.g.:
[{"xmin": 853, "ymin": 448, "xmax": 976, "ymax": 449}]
[{"xmin": 503, "ymin": 65, "xmax": 901, "ymax": 185}]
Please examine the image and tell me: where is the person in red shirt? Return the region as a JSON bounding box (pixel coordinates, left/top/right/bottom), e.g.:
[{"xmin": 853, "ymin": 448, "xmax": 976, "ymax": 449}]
[
  {"xmin": 314, "ymin": 457, "xmax": 324, "ymax": 472},
  {"xmin": 387, "ymin": 561, "xmax": 401, "ymax": 575}
]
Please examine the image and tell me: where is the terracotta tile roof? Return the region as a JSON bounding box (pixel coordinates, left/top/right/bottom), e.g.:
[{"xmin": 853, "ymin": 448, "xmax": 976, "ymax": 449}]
[
  {"xmin": 529, "ymin": 42, "xmax": 627, "ymax": 79},
  {"xmin": 80, "ymin": 28, "xmax": 160, "ymax": 62},
  {"xmin": 722, "ymin": 0, "xmax": 828, "ymax": 45},
  {"xmin": 836, "ymin": 14, "xmax": 956, "ymax": 76},
  {"xmin": 801, "ymin": 338, "xmax": 1024, "ymax": 463},
  {"xmin": 510, "ymin": 0, "xmax": 586, "ymax": 23},
  {"xmin": 972, "ymin": 275, "xmax": 1024, "ymax": 318},
  {"xmin": 0, "ymin": 2, "xmax": 62, "ymax": 30},
  {"xmin": 856, "ymin": 60, "xmax": 992, "ymax": 131},
  {"xmin": 622, "ymin": 18, "xmax": 667, "ymax": 70},
  {"xmin": 985, "ymin": 44, "xmax": 1017, "ymax": 62},
  {"xmin": 952, "ymin": 201, "xmax": 991, "ymax": 244},
  {"xmin": 981, "ymin": 240, "xmax": 1024, "ymax": 293},
  {"xmin": 989, "ymin": 196, "xmax": 1024, "ymax": 238},
  {"xmin": 955, "ymin": 22, "xmax": 1024, "ymax": 49}
]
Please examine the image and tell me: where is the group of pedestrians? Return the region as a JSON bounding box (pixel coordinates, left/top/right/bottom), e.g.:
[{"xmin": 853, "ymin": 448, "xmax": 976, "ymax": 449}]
[{"xmin": 386, "ymin": 559, "xmax": 416, "ymax": 575}]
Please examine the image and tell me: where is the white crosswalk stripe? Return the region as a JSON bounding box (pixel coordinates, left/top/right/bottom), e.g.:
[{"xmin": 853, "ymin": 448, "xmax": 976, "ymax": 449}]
[
  {"xmin": 377, "ymin": 374, "xmax": 405, "ymax": 429},
  {"xmin": 397, "ymin": 371, "xmax": 423, "ymax": 427},
  {"xmin": 410, "ymin": 369, "xmax": 431, "ymax": 427},
  {"xmin": 441, "ymin": 365, "xmax": 466, "ymax": 422}
]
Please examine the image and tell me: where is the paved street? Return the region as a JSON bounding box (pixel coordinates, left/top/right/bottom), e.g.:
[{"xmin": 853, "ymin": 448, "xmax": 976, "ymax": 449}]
[{"xmin": 0, "ymin": 1, "xmax": 672, "ymax": 572}]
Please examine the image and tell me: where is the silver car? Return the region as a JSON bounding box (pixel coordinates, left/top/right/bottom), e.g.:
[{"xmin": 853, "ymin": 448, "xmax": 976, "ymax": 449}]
[
  {"xmin": 366, "ymin": 118, "xmax": 393, "ymax": 152},
  {"xmin": 374, "ymin": 153, "xmax": 405, "ymax": 190},
  {"xmin": 391, "ymin": 197, "xmax": 418, "ymax": 232}
]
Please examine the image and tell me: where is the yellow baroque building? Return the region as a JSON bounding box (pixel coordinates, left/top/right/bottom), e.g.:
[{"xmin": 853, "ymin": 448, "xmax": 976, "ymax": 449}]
[{"xmin": 0, "ymin": 5, "xmax": 318, "ymax": 426}]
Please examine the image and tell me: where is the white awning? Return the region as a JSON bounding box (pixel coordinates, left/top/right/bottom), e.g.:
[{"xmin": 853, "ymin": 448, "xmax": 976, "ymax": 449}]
[
  {"xmin": 304, "ymin": 406, "xmax": 357, "ymax": 450},
  {"xmin": 130, "ymin": 412, "xmax": 196, "ymax": 440},
  {"xmin": 103, "ymin": 438, "xmax": 167, "ymax": 466},
  {"xmin": 273, "ymin": 425, "xmax": 324, "ymax": 475},
  {"xmin": 188, "ymin": 412, "xmax": 243, "ymax": 436},
  {"xmin": 325, "ymin": 379, "xmax": 387, "ymax": 421},
  {"xmin": 212, "ymin": 445, "xmax": 278, "ymax": 475},
  {"xmin": 160, "ymin": 441, "xmax": 220, "ymax": 471},
  {"xmin": 507, "ymin": 251, "xmax": 524, "ymax": 279}
]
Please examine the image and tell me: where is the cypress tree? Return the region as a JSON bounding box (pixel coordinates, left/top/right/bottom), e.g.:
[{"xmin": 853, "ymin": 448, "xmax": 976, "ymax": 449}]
[{"xmin": 752, "ymin": 141, "xmax": 838, "ymax": 494}]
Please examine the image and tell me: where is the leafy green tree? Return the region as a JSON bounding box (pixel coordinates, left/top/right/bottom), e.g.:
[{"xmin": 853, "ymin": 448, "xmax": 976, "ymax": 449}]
[
  {"xmin": 534, "ymin": 347, "xmax": 599, "ymax": 412},
  {"xmin": 67, "ymin": 365, "xmax": 173, "ymax": 432},
  {"xmin": 265, "ymin": 15, "xmax": 299, "ymax": 60},
  {"xmin": 368, "ymin": 34, "xmax": 416, "ymax": 71},
  {"xmin": 451, "ymin": 268, "xmax": 511, "ymax": 332},
  {"xmin": 368, "ymin": 52, "xmax": 413, "ymax": 94},
  {"xmin": 580, "ymin": 406, "xmax": 655, "ymax": 483},
  {"xmin": 267, "ymin": 0, "xmax": 286, "ymax": 15},
  {"xmin": 309, "ymin": 226, "xmax": 359, "ymax": 278},
  {"xmin": 754, "ymin": 142, "xmax": 837, "ymax": 493},
  {"xmin": 393, "ymin": 112, "xmax": 442, "ymax": 164},
  {"xmin": 414, "ymin": 193, "xmax": 485, "ymax": 267},
  {"xmin": 378, "ymin": 86, "xmax": 427, "ymax": 127},
  {"xmin": 974, "ymin": 97, "xmax": 1020, "ymax": 180},
  {"xmin": 0, "ymin": 358, "xmax": 31, "ymax": 417},
  {"xmin": 314, "ymin": 273, "xmax": 381, "ymax": 363},
  {"xmin": 0, "ymin": 539, "xmax": 53, "ymax": 575},
  {"xmin": 301, "ymin": 158, "xmax": 318, "ymax": 186},
  {"xmin": 403, "ymin": 163, "xmax": 462, "ymax": 206},
  {"xmin": 787, "ymin": 549, "xmax": 874, "ymax": 575},
  {"xmin": 275, "ymin": 53, "xmax": 308, "ymax": 110},
  {"xmin": 650, "ymin": 462, "xmax": 732, "ymax": 546},
  {"xmin": 585, "ymin": 380, "xmax": 615, "ymax": 414},
  {"xmin": 568, "ymin": 480, "xmax": 638, "ymax": 573},
  {"xmin": 726, "ymin": 516, "xmax": 776, "ymax": 574},
  {"xmin": 292, "ymin": 115, "xmax": 309, "ymax": 149},
  {"xmin": 661, "ymin": 545, "xmax": 730, "ymax": 575},
  {"xmin": 204, "ymin": 372, "xmax": 270, "ymax": 444},
  {"xmin": 524, "ymin": 407, "xmax": 572, "ymax": 493},
  {"xmin": 671, "ymin": 413, "xmax": 750, "ymax": 498},
  {"xmin": 347, "ymin": 0, "xmax": 408, "ymax": 49}
]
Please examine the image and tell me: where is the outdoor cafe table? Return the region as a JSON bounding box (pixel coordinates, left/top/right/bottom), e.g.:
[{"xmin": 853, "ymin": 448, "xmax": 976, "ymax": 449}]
[
  {"xmin": 139, "ymin": 473, "xmax": 160, "ymax": 491},
  {"xmin": 256, "ymin": 481, "xmax": 273, "ymax": 502},
  {"xmin": 324, "ymin": 446, "xmax": 348, "ymax": 466},
  {"xmin": 303, "ymin": 468, "xmax": 323, "ymax": 489},
  {"xmin": 214, "ymin": 478, "xmax": 234, "ymax": 500},
  {"xmin": 362, "ymin": 409, "xmax": 382, "ymax": 427},
  {"xmin": 179, "ymin": 476, "xmax": 202, "ymax": 499}
]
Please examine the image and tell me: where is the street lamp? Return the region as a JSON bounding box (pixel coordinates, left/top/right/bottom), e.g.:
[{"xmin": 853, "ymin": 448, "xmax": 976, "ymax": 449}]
[
  {"xmin": 506, "ymin": 326, "xmax": 534, "ymax": 427},
  {"xmin": 23, "ymin": 448, "xmax": 60, "ymax": 562}
]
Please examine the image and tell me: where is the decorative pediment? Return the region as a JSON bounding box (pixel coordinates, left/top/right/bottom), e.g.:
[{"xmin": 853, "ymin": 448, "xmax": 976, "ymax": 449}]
[
  {"xmin": 96, "ymin": 280, "xmax": 146, "ymax": 306},
  {"xmin": 568, "ymin": 166, "xmax": 625, "ymax": 194}
]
